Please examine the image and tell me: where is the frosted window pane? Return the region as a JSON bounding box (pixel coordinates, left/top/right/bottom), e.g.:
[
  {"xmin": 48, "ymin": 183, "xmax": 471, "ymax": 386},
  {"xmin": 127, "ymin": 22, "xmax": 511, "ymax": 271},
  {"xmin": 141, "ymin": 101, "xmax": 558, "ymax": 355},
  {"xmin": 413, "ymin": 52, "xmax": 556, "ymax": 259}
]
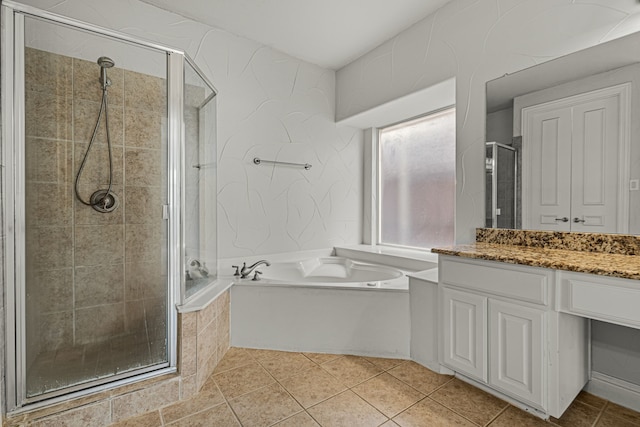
[{"xmin": 379, "ymin": 108, "xmax": 456, "ymax": 249}]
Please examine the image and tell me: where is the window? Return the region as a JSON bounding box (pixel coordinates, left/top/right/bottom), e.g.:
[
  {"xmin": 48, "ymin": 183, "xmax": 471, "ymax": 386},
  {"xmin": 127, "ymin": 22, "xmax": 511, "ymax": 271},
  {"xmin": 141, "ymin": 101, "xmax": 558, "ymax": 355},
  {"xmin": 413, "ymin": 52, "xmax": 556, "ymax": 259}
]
[{"xmin": 378, "ymin": 107, "xmax": 456, "ymax": 249}]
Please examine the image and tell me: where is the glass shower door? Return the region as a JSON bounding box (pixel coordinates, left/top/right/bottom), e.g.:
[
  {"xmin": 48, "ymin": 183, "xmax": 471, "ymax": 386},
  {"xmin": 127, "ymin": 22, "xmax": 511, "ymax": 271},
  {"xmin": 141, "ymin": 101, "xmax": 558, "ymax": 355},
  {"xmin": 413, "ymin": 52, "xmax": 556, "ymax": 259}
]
[{"xmin": 20, "ymin": 13, "xmax": 170, "ymax": 402}]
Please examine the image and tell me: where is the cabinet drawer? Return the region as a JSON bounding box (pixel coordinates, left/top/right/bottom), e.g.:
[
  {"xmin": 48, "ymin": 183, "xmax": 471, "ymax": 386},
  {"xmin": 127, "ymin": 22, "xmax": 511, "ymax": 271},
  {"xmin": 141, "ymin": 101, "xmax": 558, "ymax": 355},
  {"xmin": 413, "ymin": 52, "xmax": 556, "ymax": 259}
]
[
  {"xmin": 440, "ymin": 258, "xmax": 549, "ymax": 305},
  {"xmin": 558, "ymin": 272, "xmax": 640, "ymax": 328}
]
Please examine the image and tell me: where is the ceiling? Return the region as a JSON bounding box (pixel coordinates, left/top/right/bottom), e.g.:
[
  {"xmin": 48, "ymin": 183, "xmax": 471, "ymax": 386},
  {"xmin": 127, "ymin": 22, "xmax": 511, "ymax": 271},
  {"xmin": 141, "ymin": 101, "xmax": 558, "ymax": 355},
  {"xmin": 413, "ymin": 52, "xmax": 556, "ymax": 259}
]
[{"xmin": 140, "ymin": 0, "xmax": 453, "ymax": 70}]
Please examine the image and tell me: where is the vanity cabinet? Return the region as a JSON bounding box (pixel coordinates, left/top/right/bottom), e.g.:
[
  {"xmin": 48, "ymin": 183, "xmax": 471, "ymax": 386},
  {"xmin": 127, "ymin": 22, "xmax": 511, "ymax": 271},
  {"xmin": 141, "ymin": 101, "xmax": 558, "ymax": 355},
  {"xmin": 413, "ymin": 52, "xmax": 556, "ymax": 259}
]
[{"xmin": 439, "ymin": 256, "xmax": 588, "ymax": 417}]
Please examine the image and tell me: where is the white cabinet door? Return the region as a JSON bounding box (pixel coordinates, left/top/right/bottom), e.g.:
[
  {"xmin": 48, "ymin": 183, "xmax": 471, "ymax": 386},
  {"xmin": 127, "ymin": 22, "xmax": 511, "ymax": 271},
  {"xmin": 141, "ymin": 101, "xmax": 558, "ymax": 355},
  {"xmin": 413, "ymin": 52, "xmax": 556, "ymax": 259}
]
[
  {"xmin": 489, "ymin": 299, "xmax": 544, "ymax": 408},
  {"xmin": 442, "ymin": 287, "xmax": 487, "ymax": 382}
]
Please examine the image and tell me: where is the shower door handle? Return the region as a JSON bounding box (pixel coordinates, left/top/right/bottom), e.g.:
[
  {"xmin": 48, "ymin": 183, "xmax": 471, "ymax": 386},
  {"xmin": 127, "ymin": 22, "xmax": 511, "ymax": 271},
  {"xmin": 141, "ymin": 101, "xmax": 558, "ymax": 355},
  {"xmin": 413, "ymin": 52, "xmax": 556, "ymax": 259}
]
[{"xmin": 555, "ymin": 217, "xmax": 569, "ymax": 222}]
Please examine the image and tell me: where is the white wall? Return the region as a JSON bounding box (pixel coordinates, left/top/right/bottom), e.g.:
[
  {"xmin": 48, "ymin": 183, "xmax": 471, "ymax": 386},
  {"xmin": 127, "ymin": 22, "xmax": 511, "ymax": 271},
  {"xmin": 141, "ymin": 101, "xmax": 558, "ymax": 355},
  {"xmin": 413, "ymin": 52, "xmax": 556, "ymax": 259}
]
[
  {"xmin": 13, "ymin": 0, "xmax": 363, "ymax": 259},
  {"xmin": 336, "ymin": 0, "xmax": 640, "ymax": 243}
]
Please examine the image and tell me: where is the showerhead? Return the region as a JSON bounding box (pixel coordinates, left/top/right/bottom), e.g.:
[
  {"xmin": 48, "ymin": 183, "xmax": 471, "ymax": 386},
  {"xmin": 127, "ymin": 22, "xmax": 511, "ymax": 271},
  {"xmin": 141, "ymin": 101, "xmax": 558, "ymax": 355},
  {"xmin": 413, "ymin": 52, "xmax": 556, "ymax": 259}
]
[{"xmin": 97, "ymin": 56, "xmax": 115, "ymax": 68}]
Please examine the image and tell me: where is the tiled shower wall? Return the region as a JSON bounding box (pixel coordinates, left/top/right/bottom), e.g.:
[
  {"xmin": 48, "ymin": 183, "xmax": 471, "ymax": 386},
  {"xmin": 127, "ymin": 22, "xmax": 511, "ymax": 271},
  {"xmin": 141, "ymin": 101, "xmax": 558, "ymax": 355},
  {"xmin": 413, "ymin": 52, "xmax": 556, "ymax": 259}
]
[{"xmin": 24, "ymin": 47, "xmax": 167, "ymax": 363}]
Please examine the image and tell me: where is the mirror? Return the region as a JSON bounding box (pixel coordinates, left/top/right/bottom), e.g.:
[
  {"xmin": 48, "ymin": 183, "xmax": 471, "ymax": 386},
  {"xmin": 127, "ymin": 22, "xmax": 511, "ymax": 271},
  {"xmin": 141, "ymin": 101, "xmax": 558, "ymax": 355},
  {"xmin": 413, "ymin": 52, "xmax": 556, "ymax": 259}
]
[{"xmin": 485, "ymin": 30, "xmax": 640, "ymax": 234}]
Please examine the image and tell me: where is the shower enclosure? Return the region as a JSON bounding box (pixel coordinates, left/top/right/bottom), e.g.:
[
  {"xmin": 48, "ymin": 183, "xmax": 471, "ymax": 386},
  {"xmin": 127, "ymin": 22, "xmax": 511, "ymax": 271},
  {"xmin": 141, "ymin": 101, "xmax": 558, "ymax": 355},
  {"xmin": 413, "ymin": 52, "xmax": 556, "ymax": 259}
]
[
  {"xmin": 485, "ymin": 142, "xmax": 518, "ymax": 228},
  {"xmin": 1, "ymin": 2, "xmax": 217, "ymax": 411}
]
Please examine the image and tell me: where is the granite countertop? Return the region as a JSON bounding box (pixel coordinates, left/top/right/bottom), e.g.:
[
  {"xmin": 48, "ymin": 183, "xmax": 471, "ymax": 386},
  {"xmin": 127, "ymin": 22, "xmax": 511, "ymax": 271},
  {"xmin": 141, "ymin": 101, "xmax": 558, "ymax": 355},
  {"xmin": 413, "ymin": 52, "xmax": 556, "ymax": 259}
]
[{"xmin": 432, "ymin": 242, "xmax": 640, "ymax": 280}]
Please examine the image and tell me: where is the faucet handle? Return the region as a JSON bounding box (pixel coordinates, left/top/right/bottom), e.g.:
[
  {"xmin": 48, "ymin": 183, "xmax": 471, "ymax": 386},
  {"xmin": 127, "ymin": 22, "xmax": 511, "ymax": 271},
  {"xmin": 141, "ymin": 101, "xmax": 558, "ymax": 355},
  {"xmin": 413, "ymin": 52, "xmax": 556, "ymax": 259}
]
[
  {"xmin": 231, "ymin": 265, "xmax": 240, "ymax": 276},
  {"xmin": 252, "ymin": 271, "xmax": 262, "ymax": 281}
]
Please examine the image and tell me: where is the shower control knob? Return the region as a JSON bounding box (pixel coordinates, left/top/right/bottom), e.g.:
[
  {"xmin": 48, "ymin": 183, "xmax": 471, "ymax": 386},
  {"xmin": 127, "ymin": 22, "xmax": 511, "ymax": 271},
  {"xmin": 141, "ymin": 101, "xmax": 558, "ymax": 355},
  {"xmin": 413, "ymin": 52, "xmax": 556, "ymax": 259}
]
[
  {"xmin": 232, "ymin": 265, "xmax": 240, "ymax": 276},
  {"xmin": 252, "ymin": 271, "xmax": 262, "ymax": 281},
  {"xmin": 555, "ymin": 217, "xmax": 569, "ymax": 222}
]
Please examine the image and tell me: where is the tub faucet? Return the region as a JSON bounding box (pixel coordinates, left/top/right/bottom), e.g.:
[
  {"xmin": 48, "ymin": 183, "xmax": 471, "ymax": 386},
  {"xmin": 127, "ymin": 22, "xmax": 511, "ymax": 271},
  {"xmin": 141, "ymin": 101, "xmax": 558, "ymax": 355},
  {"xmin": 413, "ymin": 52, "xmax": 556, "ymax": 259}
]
[{"xmin": 240, "ymin": 260, "xmax": 270, "ymax": 278}]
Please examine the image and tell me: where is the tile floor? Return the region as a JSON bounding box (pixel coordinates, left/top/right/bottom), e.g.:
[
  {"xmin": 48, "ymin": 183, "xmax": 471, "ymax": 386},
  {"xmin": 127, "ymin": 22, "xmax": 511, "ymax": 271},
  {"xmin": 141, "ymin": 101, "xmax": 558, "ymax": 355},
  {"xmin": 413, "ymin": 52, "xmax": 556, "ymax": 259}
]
[{"xmin": 112, "ymin": 348, "xmax": 640, "ymax": 427}]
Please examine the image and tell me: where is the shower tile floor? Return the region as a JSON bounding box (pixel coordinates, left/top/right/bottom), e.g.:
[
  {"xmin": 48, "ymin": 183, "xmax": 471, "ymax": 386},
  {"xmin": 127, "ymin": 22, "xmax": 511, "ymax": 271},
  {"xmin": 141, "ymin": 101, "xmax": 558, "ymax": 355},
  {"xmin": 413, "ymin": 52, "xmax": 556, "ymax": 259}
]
[
  {"xmin": 112, "ymin": 347, "xmax": 640, "ymax": 427},
  {"xmin": 27, "ymin": 332, "xmax": 166, "ymax": 397}
]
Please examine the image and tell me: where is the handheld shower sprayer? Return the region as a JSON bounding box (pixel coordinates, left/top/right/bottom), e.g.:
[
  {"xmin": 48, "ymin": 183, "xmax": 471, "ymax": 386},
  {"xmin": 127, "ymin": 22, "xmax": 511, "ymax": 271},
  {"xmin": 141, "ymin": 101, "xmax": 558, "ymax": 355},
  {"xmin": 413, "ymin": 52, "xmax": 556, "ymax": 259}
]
[{"xmin": 97, "ymin": 56, "xmax": 115, "ymax": 89}]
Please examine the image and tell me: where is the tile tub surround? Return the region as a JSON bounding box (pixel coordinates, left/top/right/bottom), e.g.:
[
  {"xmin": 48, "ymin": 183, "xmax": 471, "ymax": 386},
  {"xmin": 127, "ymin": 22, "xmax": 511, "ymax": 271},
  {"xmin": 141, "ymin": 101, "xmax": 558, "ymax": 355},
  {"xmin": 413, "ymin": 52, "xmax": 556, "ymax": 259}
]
[
  {"xmin": 476, "ymin": 228, "xmax": 640, "ymax": 255},
  {"xmin": 102, "ymin": 348, "xmax": 639, "ymax": 426},
  {"xmin": 3, "ymin": 290, "xmax": 230, "ymax": 426}
]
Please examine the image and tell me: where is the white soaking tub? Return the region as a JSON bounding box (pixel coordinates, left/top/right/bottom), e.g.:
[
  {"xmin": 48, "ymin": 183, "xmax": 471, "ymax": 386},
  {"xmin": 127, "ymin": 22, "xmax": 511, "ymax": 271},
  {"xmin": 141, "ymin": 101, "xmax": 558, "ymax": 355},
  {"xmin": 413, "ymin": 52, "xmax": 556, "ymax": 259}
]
[{"xmin": 230, "ymin": 256, "xmax": 410, "ymax": 358}]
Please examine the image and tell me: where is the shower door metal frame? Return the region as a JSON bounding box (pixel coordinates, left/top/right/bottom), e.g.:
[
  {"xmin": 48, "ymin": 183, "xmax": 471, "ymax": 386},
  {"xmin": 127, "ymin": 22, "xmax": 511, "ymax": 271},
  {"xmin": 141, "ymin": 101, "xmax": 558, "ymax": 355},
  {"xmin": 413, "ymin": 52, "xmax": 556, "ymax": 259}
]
[
  {"xmin": 486, "ymin": 142, "xmax": 518, "ymax": 229},
  {"xmin": 0, "ymin": 1, "xmax": 193, "ymax": 412}
]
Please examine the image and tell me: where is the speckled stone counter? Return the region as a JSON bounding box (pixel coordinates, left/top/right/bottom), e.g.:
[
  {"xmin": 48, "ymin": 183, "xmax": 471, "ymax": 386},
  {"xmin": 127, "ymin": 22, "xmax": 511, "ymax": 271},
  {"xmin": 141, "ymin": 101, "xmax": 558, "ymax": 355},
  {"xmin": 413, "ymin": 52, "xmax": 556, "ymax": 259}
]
[{"xmin": 432, "ymin": 229, "xmax": 640, "ymax": 280}]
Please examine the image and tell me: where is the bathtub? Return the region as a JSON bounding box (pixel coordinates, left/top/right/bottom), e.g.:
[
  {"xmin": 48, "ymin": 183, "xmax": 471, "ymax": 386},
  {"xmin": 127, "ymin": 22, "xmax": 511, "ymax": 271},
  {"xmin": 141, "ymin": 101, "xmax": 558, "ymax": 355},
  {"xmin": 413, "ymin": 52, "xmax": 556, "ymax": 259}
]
[
  {"xmin": 253, "ymin": 257, "xmax": 407, "ymax": 289},
  {"xmin": 230, "ymin": 255, "xmax": 411, "ymax": 358}
]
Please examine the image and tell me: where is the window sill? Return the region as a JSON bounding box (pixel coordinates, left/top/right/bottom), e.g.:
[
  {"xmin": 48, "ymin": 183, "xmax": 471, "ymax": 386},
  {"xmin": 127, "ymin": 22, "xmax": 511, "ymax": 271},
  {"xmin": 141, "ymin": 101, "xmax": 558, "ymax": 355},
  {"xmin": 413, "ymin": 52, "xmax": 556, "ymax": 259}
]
[{"xmin": 333, "ymin": 244, "xmax": 439, "ymax": 272}]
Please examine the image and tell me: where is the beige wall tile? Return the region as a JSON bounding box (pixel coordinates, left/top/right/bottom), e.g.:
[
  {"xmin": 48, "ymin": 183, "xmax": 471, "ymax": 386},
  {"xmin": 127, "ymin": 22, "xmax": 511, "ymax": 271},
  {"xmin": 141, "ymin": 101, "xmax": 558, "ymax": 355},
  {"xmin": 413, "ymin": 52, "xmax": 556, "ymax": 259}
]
[
  {"xmin": 125, "ymin": 223, "xmax": 163, "ymax": 264},
  {"xmin": 197, "ymin": 300, "xmax": 217, "ymax": 334},
  {"xmin": 38, "ymin": 310, "xmax": 73, "ymax": 350},
  {"xmin": 73, "ymin": 99, "xmax": 124, "ymax": 145},
  {"xmin": 35, "ymin": 268, "xmax": 73, "ymax": 313},
  {"xmin": 180, "ymin": 312, "xmax": 197, "ymax": 338},
  {"xmin": 30, "ymin": 400, "xmax": 111, "ymax": 427},
  {"xmin": 74, "ymin": 264, "xmax": 125, "ymax": 308},
  {"xmin": 125, "ymin": 262, "xmax": 165, "ymax": 301},
  {"xmin": 162, "ymin": 377, "xmax": 224, "ymax": 424},
  {"xmin": 112, "ymin": 378, "xmax": 180, "ymax": 422},
  {"xmin": 164, "ymin": 403, "xmax": 239, "ymax": 426},
  {"xmin": 179, "ymin": 332, "xmax": 197, "ymax": 377},
  {"xmin": 75, "ymin": 303, "xmax": 125, "ymax": 344},
  {"xmin": 74, "ymin": 143, "xmax": 124, "ymax": 187},
  {"xmin": 25, "ymin": 48, "xmax": 72, "ymax": 97},
  {"xmin": 27, "ymin": 226, "xmax": 73, "ymax": 269},
  {"xmin": 124, "ymin": 148, "xmax": 163, "ymax": 187},
  {"xmin": 75, "ymin": 225, "xmax": 124, "ymax": 266},
  {"xmin": 124, "ymin": 186, "xmax": 164, "ymax": 224},
  {"xmin": 25, "ymin": 138, "xmax": 73, "ymax": 184},
  {"xmin": 124, "ymin": 70, "xmax": 166, "ymax": 113},
  {"xmin": 31, "ymin": 183, "xmax": 73, "ymax": 227},
  {"xmin": 124, "ymin": 300, "xmax": 147, "ymax": 333},
  {"xmin": 197, "ymin": 318, "xmax": 218, "ymax": 370},
  {"xmin": 125, "ymin": 107, "xmax": 164, "ymax": 149},
  {"xmin": 180, "ymin": 374, "xmax": 197, "ymax": 400},
  {"xmin": 73, "ymin": 57, "xmax": 124, "ymax": 105},
  {"xmin": 109, "ymin": 410, "xmax": 162, "ymax": 427},
  {"xmin": 25, "ymin": 91, "xmax": 72, "ymax": 140}
]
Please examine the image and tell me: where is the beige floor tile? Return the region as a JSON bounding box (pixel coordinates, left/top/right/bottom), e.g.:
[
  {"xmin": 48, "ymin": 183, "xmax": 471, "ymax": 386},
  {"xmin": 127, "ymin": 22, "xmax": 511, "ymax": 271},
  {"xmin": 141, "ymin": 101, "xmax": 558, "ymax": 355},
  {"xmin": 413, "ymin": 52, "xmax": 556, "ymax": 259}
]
[
  {"xmin": 259, "ymin": 351, "xmax": 317, "ymax": 381},
  {"xmin": 280, "ymin": 366, "xmax": 348, "ymax": 408},
  {"xmin": 430, "ymin": 379, "xmax": 508, "ymax": 426},
  {"xmin": 213, "ymin": 347, "xmax": 255, "ymax": 374},
  {"xmin": 161, "ymin": 377, "xmax": 225, "ymax": 424},
  {"xmin": 595, "ymin": 410, "xmax": 640, "ymax": 427},
  {"xmin": 387, "ymin": 361, "xmax": 452, "ymax": 395},
  {"xmin": 353, "ymin": 373, "xmax": 425, "ymax": 417},
  {"xmin": 550, "ymin": 400, "xmax": 602, "ymax": 427},
  {"xmin": 363, "ymin": 356, "xmax": 407, "ymax": 371},
  {"xmin": 321, "ymin": 355, "xmax": 383, "ymax": 387},
  {"xmin": 380, "ymin": 421, "xmax": 401, "ymax": 427},
  {"xmin": 393, "ymin": 397, "xmax": 476, "ymax": 427},
  {"xmin": 574, "ymin": 391, "xmax": 607, "ymax": 410},
  {"xmin": 109, "ymin": 410, "xmax": 162, "ymax": 427},
  {"xmin": 228, "ymin": 383, "xmax": 303, "ymax": 427},
  {"xmin": 165, "ymin": 403, "xmax": 240, "ymax": 426},
  {"xmin": 303, "ymin": 352, "xmax": 343, "ymax": 364},
  {"xmin": 212, "ymin": 362, "xmax": 275, "ymax": 399},
  {"xmin": 307, "ymin": 390, "xmax": 388, "ymax": 427},
  {"xmin": 244, "ymin": 348, "xmax": 294, "ymax": 362},
  {"xmin": 488, "ymin": 405, "xmax": 548, "ymax": 427},
  {"xmin": 603, "ymin": 402, "xmax": 640, "ymax": 425},
  {"xmin": 273, "ymin": 411, "xmax": 320, "ymax": 426}
]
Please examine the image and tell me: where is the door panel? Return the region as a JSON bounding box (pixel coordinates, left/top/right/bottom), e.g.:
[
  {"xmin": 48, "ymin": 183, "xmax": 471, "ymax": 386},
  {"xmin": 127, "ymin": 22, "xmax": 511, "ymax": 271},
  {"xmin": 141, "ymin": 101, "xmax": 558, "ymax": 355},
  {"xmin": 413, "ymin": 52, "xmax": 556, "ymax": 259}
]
[{"xmin": 571, "ymin": 95, "xmax": 620, "ymax": 233}]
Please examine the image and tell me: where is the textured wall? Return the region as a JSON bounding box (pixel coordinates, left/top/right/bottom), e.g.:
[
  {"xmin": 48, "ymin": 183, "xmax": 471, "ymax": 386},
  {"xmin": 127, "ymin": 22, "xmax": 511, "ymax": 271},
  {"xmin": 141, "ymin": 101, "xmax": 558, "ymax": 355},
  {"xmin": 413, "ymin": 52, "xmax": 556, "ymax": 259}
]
[
  {"xmin": 336, "ymin": 0, "xmax": 640, "ymax": 243},
  {"xmin": 14, "ymin": 0, "xmax": 363, "ymax": 259}
]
